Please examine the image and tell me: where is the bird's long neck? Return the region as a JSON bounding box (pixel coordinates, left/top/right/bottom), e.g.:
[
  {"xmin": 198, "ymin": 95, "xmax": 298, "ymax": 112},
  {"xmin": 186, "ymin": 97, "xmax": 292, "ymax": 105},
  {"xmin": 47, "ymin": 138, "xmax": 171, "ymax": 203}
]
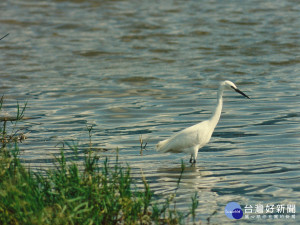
[{"xmin": 209, "ymin": 86, "xmax": 223, "ymax": 128}]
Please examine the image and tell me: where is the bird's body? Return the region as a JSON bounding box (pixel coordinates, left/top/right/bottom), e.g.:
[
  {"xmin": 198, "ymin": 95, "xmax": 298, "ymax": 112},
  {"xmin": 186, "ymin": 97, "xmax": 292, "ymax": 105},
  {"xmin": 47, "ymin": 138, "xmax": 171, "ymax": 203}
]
[{"xmin": 156, "ymin": 80, "xmax": 249, "ymax": 163}]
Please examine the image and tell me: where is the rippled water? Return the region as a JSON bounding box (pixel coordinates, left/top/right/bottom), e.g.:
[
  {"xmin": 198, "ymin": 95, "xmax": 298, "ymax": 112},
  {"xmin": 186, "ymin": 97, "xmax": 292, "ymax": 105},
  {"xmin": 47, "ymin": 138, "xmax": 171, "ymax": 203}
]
[{"xmin": 1, "ymin": 0, "xmax": 299, "ymax": 223}]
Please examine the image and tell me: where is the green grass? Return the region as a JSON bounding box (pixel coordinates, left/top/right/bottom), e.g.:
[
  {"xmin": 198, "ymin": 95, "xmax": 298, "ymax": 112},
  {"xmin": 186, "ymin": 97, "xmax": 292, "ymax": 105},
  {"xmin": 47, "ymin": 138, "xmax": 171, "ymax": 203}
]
[
  {"xmin": 0, "ymin": 145, "xmax": 200, "ymax": 225},
  {"xmin": 0, "ymin": 98, "xmax": 203, "ymax": 224}
]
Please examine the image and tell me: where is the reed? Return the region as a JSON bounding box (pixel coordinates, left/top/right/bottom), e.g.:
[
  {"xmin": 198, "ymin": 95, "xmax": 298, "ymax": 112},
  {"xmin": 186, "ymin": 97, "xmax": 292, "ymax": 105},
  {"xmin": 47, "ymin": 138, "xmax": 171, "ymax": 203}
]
[
  {"xmin": 0, "ymin": 144, "xmax": 203, "ymax": 224},
  {"xmin": 0, "ymin": 96, "xmax": 28, "ymax": 151},
  {"xmin": 0, "ymin": 99, "xmax": 205, "ymax": 224}
]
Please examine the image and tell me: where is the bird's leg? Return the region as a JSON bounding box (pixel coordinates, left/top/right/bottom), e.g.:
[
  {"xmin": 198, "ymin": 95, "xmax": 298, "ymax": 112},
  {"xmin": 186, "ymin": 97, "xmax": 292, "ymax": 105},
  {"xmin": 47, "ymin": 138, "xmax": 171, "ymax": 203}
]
[
  {"xmin": 189, "ymin": 156, "xmax": 196, "ymax": 164},
  {"xmin": 190, "ymin": 158, "xmax": 196, "ymax": 167},
  {"xmin": 189, "ymin": 147, "xmax": 198, "ymax": 164}
]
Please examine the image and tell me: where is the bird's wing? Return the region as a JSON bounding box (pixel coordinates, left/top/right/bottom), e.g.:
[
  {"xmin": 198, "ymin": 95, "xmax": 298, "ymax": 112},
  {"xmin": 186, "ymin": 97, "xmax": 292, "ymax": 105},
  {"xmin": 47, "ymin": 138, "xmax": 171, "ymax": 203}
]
[{"xmin": 156, "ymin": 121, "xmax": 209, "ymax": 153}]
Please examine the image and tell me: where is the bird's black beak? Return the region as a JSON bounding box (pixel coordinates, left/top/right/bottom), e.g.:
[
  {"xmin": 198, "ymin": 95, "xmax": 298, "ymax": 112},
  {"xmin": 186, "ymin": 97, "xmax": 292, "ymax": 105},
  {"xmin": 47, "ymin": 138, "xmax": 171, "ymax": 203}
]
[{"xmin": 231, "ymin": 86, "xmax": 250, "ymax": 99}]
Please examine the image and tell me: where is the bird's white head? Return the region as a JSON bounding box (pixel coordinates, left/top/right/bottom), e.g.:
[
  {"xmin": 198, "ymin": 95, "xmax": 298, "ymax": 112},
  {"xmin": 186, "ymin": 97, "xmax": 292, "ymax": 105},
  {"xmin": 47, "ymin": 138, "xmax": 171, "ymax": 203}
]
[
  {"xmin": 222, "ymin": 80, "xmax": 250, "ymax": 99},
  {"xmin": 224, "ymin": 80, "xmax": 237, "ymax": 89}
]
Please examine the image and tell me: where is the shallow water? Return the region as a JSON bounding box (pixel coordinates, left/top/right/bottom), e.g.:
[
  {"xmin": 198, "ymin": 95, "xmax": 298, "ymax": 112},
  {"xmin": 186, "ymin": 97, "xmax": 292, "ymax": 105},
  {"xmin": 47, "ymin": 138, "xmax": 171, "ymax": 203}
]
[{"xmin": 1, "ymin": 0, "xmax": 299, "ymax": 223}]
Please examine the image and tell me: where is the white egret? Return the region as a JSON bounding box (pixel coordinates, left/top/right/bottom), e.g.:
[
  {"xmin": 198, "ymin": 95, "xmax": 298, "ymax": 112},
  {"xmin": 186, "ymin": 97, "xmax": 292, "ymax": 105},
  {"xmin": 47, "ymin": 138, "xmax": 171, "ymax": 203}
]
[{"xmin": 156, "ymin": 80, "xmax": 250, "ymax": 164}]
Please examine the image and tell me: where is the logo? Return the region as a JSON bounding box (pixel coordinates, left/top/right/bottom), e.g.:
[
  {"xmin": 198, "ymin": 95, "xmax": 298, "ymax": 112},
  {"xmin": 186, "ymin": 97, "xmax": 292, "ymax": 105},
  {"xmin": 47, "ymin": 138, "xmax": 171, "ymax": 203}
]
[{"xmin": 225, "ymin": 202, "xmax": 243, "ymax": 219}]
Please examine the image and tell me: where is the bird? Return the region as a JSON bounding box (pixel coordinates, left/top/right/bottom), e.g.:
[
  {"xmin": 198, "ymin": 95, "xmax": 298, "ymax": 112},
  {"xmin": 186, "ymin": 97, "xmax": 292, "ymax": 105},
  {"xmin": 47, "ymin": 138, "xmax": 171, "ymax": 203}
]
[{"xmin": 156, "ymin": 80, "xmax": 250, "ymax": 164}]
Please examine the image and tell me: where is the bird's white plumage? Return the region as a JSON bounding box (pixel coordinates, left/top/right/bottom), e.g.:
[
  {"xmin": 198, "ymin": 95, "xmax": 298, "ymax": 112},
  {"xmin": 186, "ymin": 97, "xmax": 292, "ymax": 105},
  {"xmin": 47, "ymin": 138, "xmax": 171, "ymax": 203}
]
[
  {"xmin": 157, "ymin": 120, "xmax": 210, "ymax": 153},
  {"xmin": 156, "ymin": 80, "xmax": 249, "ymax": 163}
]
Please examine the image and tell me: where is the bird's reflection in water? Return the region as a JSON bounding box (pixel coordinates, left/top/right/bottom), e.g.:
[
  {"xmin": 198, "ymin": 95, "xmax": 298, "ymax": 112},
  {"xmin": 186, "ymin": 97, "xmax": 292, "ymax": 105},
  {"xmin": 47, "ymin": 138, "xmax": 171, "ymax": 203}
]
[{"xmin": 153, "ymin": 162, "xmax": 220, "ymax": 194}]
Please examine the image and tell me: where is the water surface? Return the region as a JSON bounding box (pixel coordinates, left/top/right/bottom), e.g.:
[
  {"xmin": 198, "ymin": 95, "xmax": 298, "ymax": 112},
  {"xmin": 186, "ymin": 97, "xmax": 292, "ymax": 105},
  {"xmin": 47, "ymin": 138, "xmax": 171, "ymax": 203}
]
[{"xmin": 1, "ymin": 0, "xmax": 299, "ymax": 223}]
